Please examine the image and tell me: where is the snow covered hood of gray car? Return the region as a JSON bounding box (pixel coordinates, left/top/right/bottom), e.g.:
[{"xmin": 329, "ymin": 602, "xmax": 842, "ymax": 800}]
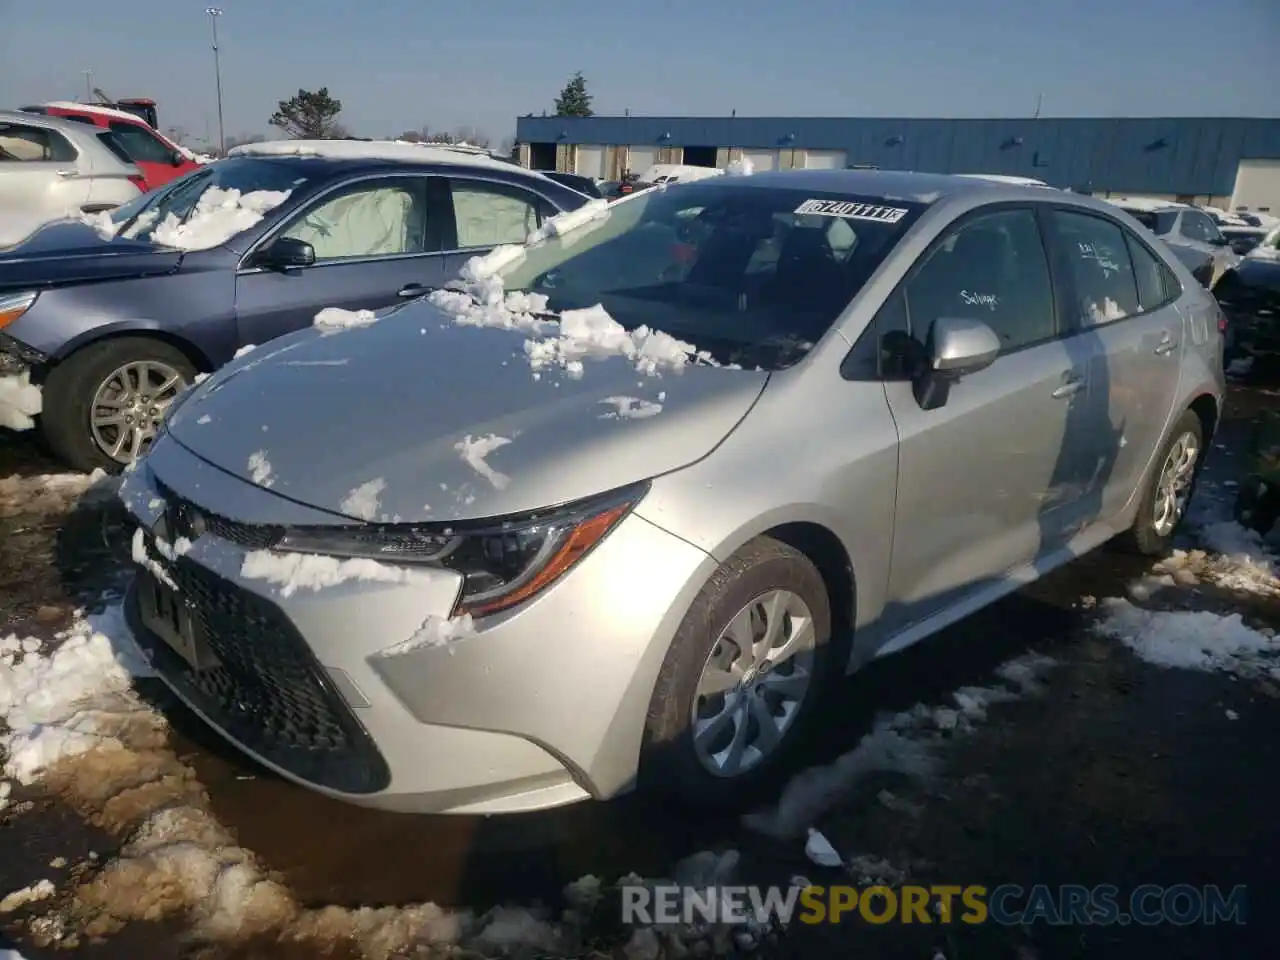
[{"xmin": 166, "ymin": 301, "xmax": 768, "ymax": 523}]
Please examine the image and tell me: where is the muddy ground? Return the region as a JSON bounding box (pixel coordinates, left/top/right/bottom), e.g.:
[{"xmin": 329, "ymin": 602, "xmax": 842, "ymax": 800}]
[{"xmin": 2, "ymin": 383, "xmax": 1279, "ymax": 959}]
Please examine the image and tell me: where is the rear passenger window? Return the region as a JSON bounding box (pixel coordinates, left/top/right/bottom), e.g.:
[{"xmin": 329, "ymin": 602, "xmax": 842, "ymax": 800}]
[
  {"xmin": 1125, "ymin": 234, "xmax": 1172, "ymax": 312},
  {"xmin": 903, "ymin": 208, "xmax": 1056, "ymax": 353},
  {"xmin": 1051, "ymin": 211, "xmax": 1140, "ymax": 326},
  {"xmin": 0, "ymin": 123, "xmax": 77, "ymax": 163},
  {"xmin": 448, "ymin": 180, "xmax": 540, "ymax": 248}
]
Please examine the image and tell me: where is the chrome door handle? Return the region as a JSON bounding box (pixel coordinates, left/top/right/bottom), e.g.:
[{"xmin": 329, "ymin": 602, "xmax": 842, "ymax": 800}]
[
  {"xmin": 54, "ymin": 169, "xmax": 78, "ymax": 178},
  {"xmin": 397, "ymin": 283, "xmax": 428, "ymax": 298},
  {"xmin": 1154, "ymin": 337, "xmax": 1178, "ymax": 356},
  {"xmin": 1052, "ymin": 378, "xmax": 1084, "ymax": 399}
]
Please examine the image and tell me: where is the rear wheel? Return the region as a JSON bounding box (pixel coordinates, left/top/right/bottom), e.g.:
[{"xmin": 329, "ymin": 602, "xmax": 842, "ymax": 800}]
[
  {"xmin": 639, "ymin": 537, "xmax": 836, "ymax": 808},
  {"xmin": 1119, "ymin": 410, "xmax": 1205, "ymax": 556},
  {"xmin": 42, "ymin": 337, "xmax": 195, "ymax": 473}
]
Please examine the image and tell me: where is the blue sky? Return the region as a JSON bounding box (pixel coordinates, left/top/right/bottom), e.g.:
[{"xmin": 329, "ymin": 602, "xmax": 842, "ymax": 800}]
[{"xmin": 3, "ymin": 0, "xmax": 1277, "ymax": 150}]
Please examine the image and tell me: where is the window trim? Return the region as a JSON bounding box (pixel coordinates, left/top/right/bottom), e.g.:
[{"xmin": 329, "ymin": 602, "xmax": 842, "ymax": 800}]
[
  {"xmin": 841, "ymin": 201, "xmax": 1065, "ymax": 382},
  {"xmin": 441, "ymin": 174, "xmax": 547, "ymax": 254},
  {"xmin": 1042, "ymin": 204, "xmax": 1180, "ymax": 327}
]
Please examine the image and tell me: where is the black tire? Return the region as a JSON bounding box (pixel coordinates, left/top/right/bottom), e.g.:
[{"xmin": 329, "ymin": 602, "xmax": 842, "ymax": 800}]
[
  {"xmin": 639, "ymin": 536, "xmax": 837, "ymax": 809},
  {"xmin": 1119, "ymin": 410, "xmax": 1205, "ymax": 556},
  {"xmin": 41, "ymin": 337, "xmax": 196, "ymax": 474}
]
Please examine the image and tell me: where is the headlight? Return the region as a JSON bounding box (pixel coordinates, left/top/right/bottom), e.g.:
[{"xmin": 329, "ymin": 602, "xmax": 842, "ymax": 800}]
[
  {"xmin": 276, "ymin": 481, "xmax": 648, "ymax": 617},
  {"xmin": 0, "ymin": 291, "xmax": 38, "ymax": 331}
]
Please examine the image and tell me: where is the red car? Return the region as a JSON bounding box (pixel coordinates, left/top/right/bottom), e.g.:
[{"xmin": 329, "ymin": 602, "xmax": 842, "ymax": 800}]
[{"xmin": 20, "ymin": 101, "xmax": 201, "ymax": 191}]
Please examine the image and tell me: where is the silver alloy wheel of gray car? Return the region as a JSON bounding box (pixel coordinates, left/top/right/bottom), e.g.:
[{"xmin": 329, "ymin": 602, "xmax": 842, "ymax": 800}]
[
  {"xmin": 89, "ymin": 360, "xmax": 188, "ymax": 464},
  {"xmin": 1152, "ymin": 429, "xmax": 1200, "ymax": 536},
  {"xmin": 691, "ymin": 589, "xmax": 817, "ymax": 778}
]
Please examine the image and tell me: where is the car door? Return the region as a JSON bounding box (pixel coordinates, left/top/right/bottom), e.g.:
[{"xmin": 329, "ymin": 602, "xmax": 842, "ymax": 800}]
[
  {"xmin": 435, "ymin": 176, "xmax": 553, "ymax": 278},
  {"xmin": 1045, "ymin": 208, "xmax": 1185, "ymax": 521},
  {"xmin": 878, "ymin": 206, "xmax": 1090, "ymax": 633},
  {"xmin": 0, "ymin": 121, "xmax": 92, "ymax": 220},
  {"xmin": 234, "ymin": 175, "xmax": 444, "ymax": 347}
]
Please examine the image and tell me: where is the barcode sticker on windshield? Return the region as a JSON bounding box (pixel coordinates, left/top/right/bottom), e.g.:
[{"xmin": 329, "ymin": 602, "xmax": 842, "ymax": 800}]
[{"xmin": 794, "ymin": 199, "xmax": 908, "ymax": 223}]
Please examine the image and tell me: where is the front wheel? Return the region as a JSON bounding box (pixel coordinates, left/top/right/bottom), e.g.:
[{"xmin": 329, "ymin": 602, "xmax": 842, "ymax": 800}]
[
  {"xmin": 1120, "ymin": 410, "xmax": 1205, "ymax": 556},
  {"xmin": 41, "ymin": 337, "xmax": 196, "ymax": 474},
  {"xmin": 639, "ymin": 537, "xmax": 836, "ymax": 809}
]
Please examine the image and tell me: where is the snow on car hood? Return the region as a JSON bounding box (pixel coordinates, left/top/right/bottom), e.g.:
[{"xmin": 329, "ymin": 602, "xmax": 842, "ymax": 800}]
[{"xmin": 166, "ymin": 302, "xmax": 768, "ymax": 523}]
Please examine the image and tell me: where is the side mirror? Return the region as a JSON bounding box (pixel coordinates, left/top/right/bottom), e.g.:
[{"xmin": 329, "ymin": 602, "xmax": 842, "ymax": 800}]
[
  {"xmin": 254, "ymin": 237, "xmax": 316, "ymax": 270},
  {"xmin": 913, "ymin": 317, "xmax": 1001, "ymax": 410},
  {"xmin": 170, "ymin": 151, "xmax": 185, "ymax": 167}
]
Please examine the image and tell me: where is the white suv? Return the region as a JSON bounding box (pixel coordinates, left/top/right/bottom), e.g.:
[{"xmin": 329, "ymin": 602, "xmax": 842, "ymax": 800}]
[
  {"xmin": 1105, "ymin": 197, "xmax": 1238, "ymax": 287},
  {"xmin": 0, "ymin": 110, "xmax": 144, "ymax": 244}
]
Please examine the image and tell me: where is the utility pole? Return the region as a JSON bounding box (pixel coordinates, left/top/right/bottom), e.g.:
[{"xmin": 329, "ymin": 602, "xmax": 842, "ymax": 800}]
[{"xmin": 205, "ymin": 8, "xmax": 225, "ymax": 156}]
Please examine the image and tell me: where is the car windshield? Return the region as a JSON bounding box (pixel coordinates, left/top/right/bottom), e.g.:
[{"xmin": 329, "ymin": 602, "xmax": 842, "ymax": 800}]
[
  {"xmin": 496, "ymin": 181, "xmax": 926, "ymax": 369},
  {"xmin": 106, "ymin": 158, "xmax": 307, "ymax": 242},
  {"xmin": 1124, "ymin": 209, "xmax": 1177, "ymax": 235}
]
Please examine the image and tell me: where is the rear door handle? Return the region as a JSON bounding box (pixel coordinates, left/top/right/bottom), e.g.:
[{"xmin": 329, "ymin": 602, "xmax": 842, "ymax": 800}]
[
  {"xmin": 397, "ymin": 283, "xmax": 428, "ymax": 298},
  {"xmin": 1052, "ymin": 376, "xmax": 1084, "ymax": 399},
  {"xmin": 54, "ymin": 169, "xmax": 78, "ymax": 178},
  {"xmin": 1154, "ymin": 335, "xmax": 1178, "ymax": 356}
]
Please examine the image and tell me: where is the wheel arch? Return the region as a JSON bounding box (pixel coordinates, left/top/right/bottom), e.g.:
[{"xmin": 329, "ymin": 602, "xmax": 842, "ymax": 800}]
[
  {"xmin": 1188, "ymin": 392, "xmax": 1219, "ymax": 446},
  {"xmin": 47, "ymin": 322, "xmax": 214, "ymax": 375}
]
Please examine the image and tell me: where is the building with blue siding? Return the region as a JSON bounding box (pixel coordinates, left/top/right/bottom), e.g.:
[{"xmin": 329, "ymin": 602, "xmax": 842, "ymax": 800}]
[{"xmin": 513, "ymin": 115, "xmax": 1280, "ymax": 210}]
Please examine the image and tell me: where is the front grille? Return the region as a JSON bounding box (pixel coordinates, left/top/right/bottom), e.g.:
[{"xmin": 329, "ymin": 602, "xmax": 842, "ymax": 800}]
[
  {"xmin": 130, "ymin": 552, "xmax": 390, "ymax": 794},
  {"xmin": 154, "ymin": 480, "xmax": 283, "ymax": 549}
]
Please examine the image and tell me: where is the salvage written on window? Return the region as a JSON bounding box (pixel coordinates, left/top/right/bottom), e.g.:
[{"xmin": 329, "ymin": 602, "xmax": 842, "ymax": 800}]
[{"xmin": 794, "ymin": 199, "xmax": 909, "ymax": 223}]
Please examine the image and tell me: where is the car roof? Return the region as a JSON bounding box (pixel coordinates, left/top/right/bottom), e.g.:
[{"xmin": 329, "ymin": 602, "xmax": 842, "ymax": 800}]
[
  {"xmin": 228, "ymin": 139, "xmax": 519, "ymax": 172},
  {"xmin": 686, "ymin": 167, "xmax": 1060, "ymax": 202},
  {"xmin": 1104, "ymin": 196, "xmax": 1189, "ymax": 213},
  {"xmin": 0, "ymin": 109, "xmax": 112, "ymax": 138},
  {"xmin": 37, "ymin": 100, "xmax": 149, "ymax": 125}
]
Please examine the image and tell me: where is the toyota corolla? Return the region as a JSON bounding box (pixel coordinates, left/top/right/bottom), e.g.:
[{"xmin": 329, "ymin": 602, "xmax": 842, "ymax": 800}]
[{"xmin": 118, "ymin": 170, "xmax": 1224, "ymax": 814}]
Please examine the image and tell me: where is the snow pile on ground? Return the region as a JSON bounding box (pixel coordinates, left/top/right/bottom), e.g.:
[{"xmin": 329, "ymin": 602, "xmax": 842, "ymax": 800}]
[
  {"xmin": 314, "ymin": 307, "xmax": 378, "ymax": 333},
  {"xmin": 240, "ymin": 550, "xmax": 416, "ymax": 599},
  {"xmin": 0, "ymin": 372, "xmax": 42, "ymax": 432},
  {"xmin": 0, "ymin": 469, "xmax": 114, "ymax": 520},
  {"xmin": 150, "ymin": 187, "xmax": 290, "ymax": 251},
  {"xmin": 1183, "ymin": 517, "xmax": 1280, "ymax": 595},
  {"xmin": 1094, "ymin": 599, "xmax": 1279, "ymax": 680},
  {"xmin": 745, "ymin": 651, "xmax": 1059, "ymax": 838}
]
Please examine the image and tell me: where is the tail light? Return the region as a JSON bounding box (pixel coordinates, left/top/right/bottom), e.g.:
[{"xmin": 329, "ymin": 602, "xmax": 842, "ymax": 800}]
[
  {"xmin": 128, "ymin": 175, "xmax": 148, "ymax": 193},
  {"xmin": 1217, "ymin": 305, "xmax": 1228, "ymax": 333}
]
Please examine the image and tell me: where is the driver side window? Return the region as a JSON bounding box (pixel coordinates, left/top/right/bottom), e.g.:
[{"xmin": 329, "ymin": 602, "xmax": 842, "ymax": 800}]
[
  {"xmin": 280, "ymin": 178, "xmax": 429, "ymax": 261},
  {"xmin": 902, "ymin": 208, "xmax": 1056, "ymax": 354}
]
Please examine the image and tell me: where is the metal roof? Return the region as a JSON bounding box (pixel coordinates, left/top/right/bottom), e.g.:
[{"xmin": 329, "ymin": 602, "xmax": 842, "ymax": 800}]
[{"xmin": 515, "ymin": 115, "xmax": 1280, "ymax": 196}]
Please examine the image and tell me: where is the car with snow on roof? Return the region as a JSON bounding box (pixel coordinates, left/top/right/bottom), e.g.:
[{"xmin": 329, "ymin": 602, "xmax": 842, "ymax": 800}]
[
  {"xmin": 1103, "ymin": 197, "xmax": 1238, "ymax": 287},
  {"xmin": 0, "ymin": 140, "xmax": 592, "ymax": 471},
  {"xmin": 118, "ymin": 168, "xmax": 1223, "ymax": 815}
]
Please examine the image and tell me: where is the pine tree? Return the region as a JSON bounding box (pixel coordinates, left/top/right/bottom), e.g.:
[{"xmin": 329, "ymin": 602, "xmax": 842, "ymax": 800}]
[
  {"xmin": 554, "ymin": 72, "xmax": 594, "ymax": 118},
  {"xmin": 269, "ymin": 88, "xmax": 345, "ymax": 139}
]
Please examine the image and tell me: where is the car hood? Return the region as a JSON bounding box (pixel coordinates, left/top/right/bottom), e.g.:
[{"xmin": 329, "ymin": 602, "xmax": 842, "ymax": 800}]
[
  {"xmin": 168, "ymin": 302, "xmax": 768, "ymax": 523},
  {"xmin": 0, "ymin": 220, "xmax": 181, "ymax": 290}
]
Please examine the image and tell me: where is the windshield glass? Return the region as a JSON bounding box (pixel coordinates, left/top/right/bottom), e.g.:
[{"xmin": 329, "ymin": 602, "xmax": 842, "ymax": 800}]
[
  {"xmin": 497, "ymin": 181, "xmax": 925, "ymax": 368},
  {"xmin": 108, "ymin": 158, "xmax": 308, "ymax": 242},
  {"xmin": 1125, "ymin": 209, "xmax": 1177, "ymax": 235}
]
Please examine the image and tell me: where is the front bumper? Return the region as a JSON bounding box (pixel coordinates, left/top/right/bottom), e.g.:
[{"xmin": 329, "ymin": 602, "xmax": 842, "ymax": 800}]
[
  {"xmin": 0, "ymin": 332, "xmax": 45, "ymax": 378},
  {"xmin": 118, "ymin": 437, "xmax": 716, "ymax": 814}
]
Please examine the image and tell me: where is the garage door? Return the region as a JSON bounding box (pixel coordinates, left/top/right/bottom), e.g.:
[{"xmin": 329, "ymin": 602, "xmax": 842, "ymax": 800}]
[
  {"xmin": 575, "ymin": 145, "xmax": 606, "ymax": 180},
  {"xmin": 804, "ymin": 150, "xmax": 846, "ymax": 169},
  {"xmin": 742, "ymin": 149, "xmax": 777, "ymax": 171},
  {"xmin": 625, "ymin": 147, "xmax": 656, "ymax": 177},
  {"xmin": 1231, "ymin": 160, "xmax": 1280, "ymax": 212}
]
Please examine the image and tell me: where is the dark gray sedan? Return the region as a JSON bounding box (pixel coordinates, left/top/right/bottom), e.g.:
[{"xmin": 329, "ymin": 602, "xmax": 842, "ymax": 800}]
[{"xmin": 0, "ymin": 142, "xmax": 589, "ymax": 471}]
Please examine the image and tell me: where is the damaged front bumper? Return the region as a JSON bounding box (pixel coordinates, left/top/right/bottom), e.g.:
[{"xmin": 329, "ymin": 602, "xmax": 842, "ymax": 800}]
[{"xmin": 0, "ymin": 332, "xmax": 45, "ymax": 378}]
